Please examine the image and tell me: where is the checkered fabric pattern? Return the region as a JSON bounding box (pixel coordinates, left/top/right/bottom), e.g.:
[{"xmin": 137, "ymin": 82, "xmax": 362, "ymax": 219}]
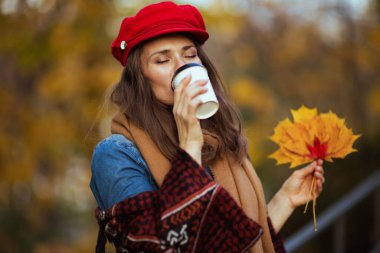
[
  {"xmin": 95, "ymin": 149, "xmax": 285, "ymax": 253},
  {"xmin": 267, "ymin": 217, "xmax": 286, "ymax": 253}
]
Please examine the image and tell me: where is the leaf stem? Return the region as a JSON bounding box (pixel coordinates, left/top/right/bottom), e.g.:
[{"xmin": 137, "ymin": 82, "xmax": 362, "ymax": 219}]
[
  {"xmin": 313, "ymin": 196, "xmax": 318, "ymax": 231},
  {"xmin": 304, "ymin": 176, "xmax": 318, "ymax": 231},
  {"xmin": 304, "ymin": 176, "xmax": 315, "ymax": 213}
]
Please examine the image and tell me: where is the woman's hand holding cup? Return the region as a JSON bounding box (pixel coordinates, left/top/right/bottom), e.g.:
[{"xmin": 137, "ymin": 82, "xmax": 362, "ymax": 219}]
[
  {"xmin": 172, "ymin": 63, "xmax": 219, "ymax": 119},
  {"xmin": 173, "ymin": 74, "xmax": 208, "ymax": 165}
]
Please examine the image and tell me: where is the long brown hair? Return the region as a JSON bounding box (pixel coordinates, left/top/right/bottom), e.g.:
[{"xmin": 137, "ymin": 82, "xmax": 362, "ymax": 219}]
[{"xmin": 110, "ymin": 38, "xmax": 247, "ymax": 165}]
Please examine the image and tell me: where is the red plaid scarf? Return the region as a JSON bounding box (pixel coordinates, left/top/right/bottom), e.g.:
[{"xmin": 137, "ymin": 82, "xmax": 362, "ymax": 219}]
[
  {"xmin": 94, "ymin": 112, "xmax": 286, "ymax": 252},
  {"xmin": 95, "ymin": 150, "xmax": 264, "ymax": 252}
]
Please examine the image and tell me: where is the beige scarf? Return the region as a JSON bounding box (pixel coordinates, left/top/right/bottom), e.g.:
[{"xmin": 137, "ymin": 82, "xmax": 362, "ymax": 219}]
[{"xmin": 111, "ymin": 112, "xmax": 276, "ymax": 253}]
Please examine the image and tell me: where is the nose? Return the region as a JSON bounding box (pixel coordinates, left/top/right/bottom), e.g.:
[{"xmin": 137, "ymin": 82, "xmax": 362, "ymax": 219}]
[{"xmin": 174, "ymin": 57, "xmax": 187, "ymax": 71}]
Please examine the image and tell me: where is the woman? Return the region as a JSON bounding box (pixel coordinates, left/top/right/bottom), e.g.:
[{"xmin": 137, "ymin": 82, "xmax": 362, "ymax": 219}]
[{"xmin": 90, "ymin": 2, "xmax": 325, "ymax": 253}]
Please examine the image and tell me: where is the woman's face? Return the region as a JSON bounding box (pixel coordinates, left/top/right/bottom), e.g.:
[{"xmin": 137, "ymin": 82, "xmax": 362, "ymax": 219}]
[{"xmin": 141, "ymin": 34, "xmax": 202, "ymax": 104}]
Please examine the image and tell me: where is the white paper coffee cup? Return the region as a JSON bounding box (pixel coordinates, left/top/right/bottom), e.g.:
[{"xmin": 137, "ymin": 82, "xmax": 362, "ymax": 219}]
[{"xmin": 172, "ymin": 63, "xmax": 219, "ymax": 119}]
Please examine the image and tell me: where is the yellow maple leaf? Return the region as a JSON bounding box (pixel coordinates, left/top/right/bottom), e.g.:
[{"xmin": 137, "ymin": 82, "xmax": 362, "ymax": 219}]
[
  {"xmin": 269, "ymin": 106, "xmax": 360, "ymax": 167},
  {"xmin": 291, "ymin": 105, "xmax": 317, "ymax": 124},
  {"xmin": 269, "ymin": 105, "xmax": 360, "ymax": 231}
]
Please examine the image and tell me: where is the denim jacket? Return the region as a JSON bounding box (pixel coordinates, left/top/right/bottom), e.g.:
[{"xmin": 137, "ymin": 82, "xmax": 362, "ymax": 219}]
[{"xmin": 90, "ymin": 134, "xmax": 159, "ymax": 210}]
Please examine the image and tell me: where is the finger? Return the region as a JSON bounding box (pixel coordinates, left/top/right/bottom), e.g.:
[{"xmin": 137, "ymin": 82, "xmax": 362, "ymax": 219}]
[
  {"xmin": 173, "ymin": 75, "xmax": 192, "ymax": 117},
  {"xmin": 173, "ymin": 74, "xmax": 192, "ymax": 107},
  {"xmin": 186, "ymin": 97, "xmax": 204, "ymax": 116},
  {"xmin": 174, "ymin": 80, "xmax": 208, "ymax": 119},
  {"xmin": 310, "ymin": 179, "xmax": 323, "ymax": 198},
  {"xmin": 316, "ymin": 179, "xmax": 323, "ymax": 194},
  {"xmin": 177, "ymin": 78, "xmax": 207, "ymax": 105},
  {"xmin": 175, "ymin": 74, "xmax": 192, "ymax": 90},
  {"xmin": 174, "ymin": 93, "xmax": 204, "ymax": 124},
  {"xmin": 313, "ymin": 172, "xmax": 324, "ymax": 182},
  {"xmin": 296, "ymin": 161, "xmax": 317, "ymax": 177},
  {"xmin": 312, "ymin": 187, "xmax": 322, "ymax": 198},
  {"xmin": 306, "ymin": 161, "xmax": 317, "ymax": 171},
  {"xmin": 190, "ymin": 79, "xmax": 208, "ymax": 88},
  {"xmin": 314, "ymin": 173, "xmax": 325, "ymax": 183},
  {"xmin": 317, "ymin": 159, "xmax": 323, "ymax": 166},
  {"xmin": 186, "ymin": 80, "xmax": 208, "ymax": 100},
  {"xmin": 313, "ymin": 165, "xmax": 323, "ymax": 175},
  {"xmin": 317, "ymin": 176, "xmax": 324, "ymax": 188}
]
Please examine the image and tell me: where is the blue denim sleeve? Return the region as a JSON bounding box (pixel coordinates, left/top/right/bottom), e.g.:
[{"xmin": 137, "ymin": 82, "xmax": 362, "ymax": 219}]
[{"xmin": 90, "ymin": 134, "xmax": 159, "ymax": 210}]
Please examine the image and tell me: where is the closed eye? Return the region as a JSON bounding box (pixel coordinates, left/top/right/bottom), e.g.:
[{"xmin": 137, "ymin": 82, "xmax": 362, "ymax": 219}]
[{"xmin": 156, "ymin": 60, "xmax": 169, "ymax": 64}]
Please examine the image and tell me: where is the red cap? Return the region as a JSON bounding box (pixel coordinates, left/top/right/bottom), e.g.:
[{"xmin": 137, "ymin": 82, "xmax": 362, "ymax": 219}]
[{"xmin": 111, "ymin": 1, "xmax": 209, "ymax": 66}]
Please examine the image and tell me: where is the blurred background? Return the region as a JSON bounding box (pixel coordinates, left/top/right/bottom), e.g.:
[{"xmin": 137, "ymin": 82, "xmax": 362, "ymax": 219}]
[{"xmin": 0, "ymin": 0, "xmax": 379, "ymax": 252}]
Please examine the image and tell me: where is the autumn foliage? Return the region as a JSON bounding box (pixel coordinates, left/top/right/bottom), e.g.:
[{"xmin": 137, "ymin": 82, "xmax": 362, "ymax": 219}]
[
  {"xmin": 269, "ymin": 105, "xmax": 360, "ymax": 231},
  {"xmin": 269, "ymin": 106, "xmax": 360, "ymax": 168}
]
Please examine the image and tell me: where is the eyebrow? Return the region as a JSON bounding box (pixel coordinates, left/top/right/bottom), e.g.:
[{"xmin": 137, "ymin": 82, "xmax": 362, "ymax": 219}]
[{"xmin": 148, "ymin": 45, "xmax": 196, "ymax": 60}]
